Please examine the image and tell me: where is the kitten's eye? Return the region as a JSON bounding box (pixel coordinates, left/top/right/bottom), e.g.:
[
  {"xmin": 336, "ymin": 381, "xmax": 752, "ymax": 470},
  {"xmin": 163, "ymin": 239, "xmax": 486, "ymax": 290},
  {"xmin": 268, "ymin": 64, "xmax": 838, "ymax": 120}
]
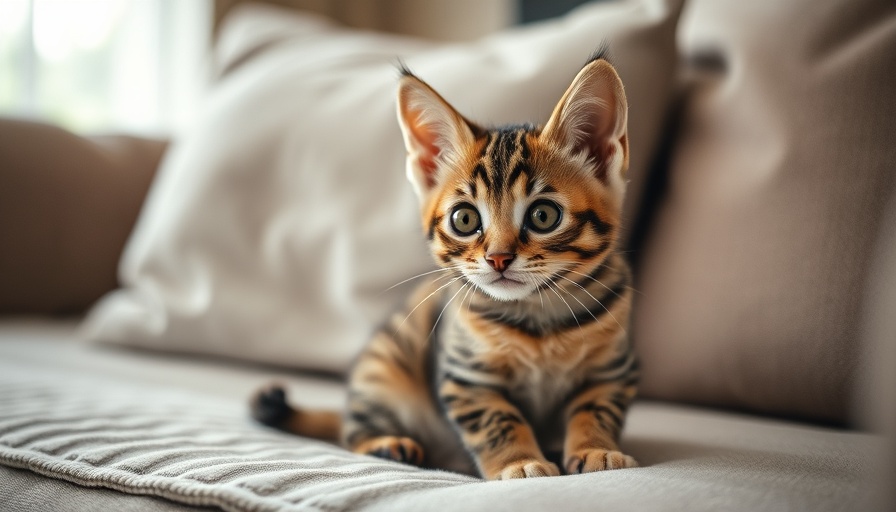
[
  {"xmin": 450, "ymin": 203, "xmax": 481, "ymax": 236},
  {"xmin": 526, "ymin": 200, "xmax": 562, "ymax": 233}
]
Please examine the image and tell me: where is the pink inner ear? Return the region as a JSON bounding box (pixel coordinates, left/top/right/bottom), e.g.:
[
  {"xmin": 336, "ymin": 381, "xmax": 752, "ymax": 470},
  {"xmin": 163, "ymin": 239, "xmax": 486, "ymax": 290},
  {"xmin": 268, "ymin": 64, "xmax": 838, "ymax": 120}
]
[
  {"xmin": 577, "ymin": 102, "xmax": 624, "ymax": 182},
  {"xmin": 593, "ymin": 143, "xmax": 614, "ymax": 182},
  {"xmin": 411, "ymin": 120, "xmax": 441, "ymax": 188},
  {"xmin": 542, "ymin": 60, "xmax": 628, "ymax": 183}
]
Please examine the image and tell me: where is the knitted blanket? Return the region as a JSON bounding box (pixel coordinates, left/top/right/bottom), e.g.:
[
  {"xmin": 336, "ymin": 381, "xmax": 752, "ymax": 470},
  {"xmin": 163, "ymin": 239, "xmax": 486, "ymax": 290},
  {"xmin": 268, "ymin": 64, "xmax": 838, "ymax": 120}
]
[{"xmin": 0, "ymin": 365, "xmax": 477, "ymax": 512}]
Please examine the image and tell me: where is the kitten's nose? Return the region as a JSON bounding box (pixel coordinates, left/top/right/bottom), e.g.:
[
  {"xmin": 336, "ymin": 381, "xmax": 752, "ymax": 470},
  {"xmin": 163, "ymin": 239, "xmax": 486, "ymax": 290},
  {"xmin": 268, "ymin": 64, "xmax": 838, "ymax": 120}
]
[{"xmin": 486, "ymin": 253, "xmax": 515, "ymax": 273}]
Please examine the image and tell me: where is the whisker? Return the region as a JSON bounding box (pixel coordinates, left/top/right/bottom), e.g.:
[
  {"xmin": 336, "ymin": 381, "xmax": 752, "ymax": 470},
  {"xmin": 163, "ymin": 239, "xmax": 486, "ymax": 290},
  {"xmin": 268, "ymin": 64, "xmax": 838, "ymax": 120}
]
[
  {"xmin": 535, "ymin": 275, "xmax": 550, "ymax": 309},
  {"xmin": 519, "ymin": 272, "xmax": 546, "ymax": 311},
  {"xmin": 563, "ymin": 268, "xmax": 643, "ymax": 298},
  {"xmin": 430, "ymin": 269, "xmax": 466, "ymax": 285},
  {"xmin": 531, "ymin": 275, "xmax": 545, "ymax": 311},
  {"xmin": 396, "ymin": 275, "xmax": 464, "ymax": 332},
  {"xmin": 542, "ymin": 258, "xmax": 632, "ymax": 298},
  {"xmin": 380, "ymin": 266, "xmax": 463, "ymax": 294},
  {"xmin": 555, "ymin": 274, "xmax": 626, "ymax": 334},
  {"xmin": 544, "ymin": 258, "xmax": 643, "ymax": 297},
  {"xmin": 544, "ymin": 279, "xmax": 585, "ymax": 343},
  {"xmin": 428, "ymin": 282, "xmax": 469, "ymax": 341},
  {"xmin": 555, "ymin": 277, "xmax": 598, "ymax": 322},
  {"xmin": 464, "ymin": 280, "xmax": 480, "ymax": 317},
  {"xmin": 459, "ymin": 283, "xmax": 475, "ymax": 315}
]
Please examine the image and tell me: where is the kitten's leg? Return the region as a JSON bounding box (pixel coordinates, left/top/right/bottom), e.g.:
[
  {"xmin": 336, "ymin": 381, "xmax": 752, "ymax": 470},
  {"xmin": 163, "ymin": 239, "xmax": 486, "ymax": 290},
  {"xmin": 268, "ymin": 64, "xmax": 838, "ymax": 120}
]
[
  {"xmin": 562, "ymin": 380, "xmax": 638, "ymax": 474},
  {"xmin": 439, "ymin": 377, "xmax": 559, "ymax": 480},
  {"xmin": 342, "ymin": 329, "xmax": 430, "ymax": 467},
  {"xmin": 352, "ymin": 435, "xmax": 424, "ymax": 466}
]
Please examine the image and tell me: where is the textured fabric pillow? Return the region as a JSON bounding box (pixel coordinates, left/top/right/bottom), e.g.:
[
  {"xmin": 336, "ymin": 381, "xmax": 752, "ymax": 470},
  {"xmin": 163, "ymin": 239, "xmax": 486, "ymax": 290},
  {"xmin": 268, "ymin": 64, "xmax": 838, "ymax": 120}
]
[
  {"xmin": 633, "ymin": 0, "xmax": 896, "ymax": 424},
  {"xmin": 83, "ymin": 0, "xmax": 682, "ymax": 372}
]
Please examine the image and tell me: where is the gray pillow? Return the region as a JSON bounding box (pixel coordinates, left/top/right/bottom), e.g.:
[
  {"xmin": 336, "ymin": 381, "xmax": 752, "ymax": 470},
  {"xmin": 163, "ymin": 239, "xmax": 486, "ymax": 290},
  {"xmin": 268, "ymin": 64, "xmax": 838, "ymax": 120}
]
[{"xmin": 633, "ymin": 0, "xmax": 896, "ymax": 424}]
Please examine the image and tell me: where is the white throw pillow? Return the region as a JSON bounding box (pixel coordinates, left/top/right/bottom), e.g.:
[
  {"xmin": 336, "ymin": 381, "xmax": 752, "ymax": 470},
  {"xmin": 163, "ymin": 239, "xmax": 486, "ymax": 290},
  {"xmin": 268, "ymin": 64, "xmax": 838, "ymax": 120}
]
[{"xmin": 83, "ymin": 0, "xmax": 682, "ymax": 373}]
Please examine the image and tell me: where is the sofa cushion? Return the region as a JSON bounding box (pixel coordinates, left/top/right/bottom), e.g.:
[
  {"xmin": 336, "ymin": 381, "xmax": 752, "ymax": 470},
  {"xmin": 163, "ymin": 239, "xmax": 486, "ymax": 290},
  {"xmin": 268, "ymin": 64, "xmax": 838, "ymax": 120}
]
[
  {"xmin": 632, "ymin": 0, "xmax": 896, "ymax": 424},
  {"xmin": 0, "ymin": 322, "xmax": 884, "ymax": 512},
  {"xmin": 0, "ymin": 466, "xmax": 200, "ymax": 512},
  {"xmin": 82, "ymin": 0, "xmax": 682, "ymax": 372}
]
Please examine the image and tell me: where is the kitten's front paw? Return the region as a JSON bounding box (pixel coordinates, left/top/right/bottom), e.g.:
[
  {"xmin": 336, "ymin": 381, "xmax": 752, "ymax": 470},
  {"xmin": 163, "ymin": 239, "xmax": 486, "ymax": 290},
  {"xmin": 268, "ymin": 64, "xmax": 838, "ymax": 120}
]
[
  {"xmin": 564, "ymin": 449, "xmax": 637, "ymax": 474},
  {"xmin": 356, "ymin": 436, "xmax": 425, "ymax": 466},
  {"xmin": 492, "ymin": 459, "xmax": 560, "ymax": 480}
]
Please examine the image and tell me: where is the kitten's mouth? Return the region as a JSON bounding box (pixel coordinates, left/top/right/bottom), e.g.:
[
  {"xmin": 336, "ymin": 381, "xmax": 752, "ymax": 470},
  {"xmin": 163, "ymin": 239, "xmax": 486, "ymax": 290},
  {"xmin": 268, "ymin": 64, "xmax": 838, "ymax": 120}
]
[
  {"xmin": 479, "ymin": 274, "xmax": 534, "ymax": 302},
  {"xmin": 469, "ymin": 272, "xmax": 534, "ymax": 302},
  {"xmin": 488, "ymin": 275, "xmax": 528, "ymax": 289}
]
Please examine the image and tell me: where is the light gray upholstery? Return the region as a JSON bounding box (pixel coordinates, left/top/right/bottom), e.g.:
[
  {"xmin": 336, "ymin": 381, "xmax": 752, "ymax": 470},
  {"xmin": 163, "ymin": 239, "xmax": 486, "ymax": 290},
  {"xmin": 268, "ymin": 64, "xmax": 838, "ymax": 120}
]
[
  {"xmin": 0, "ymin": 466, "xmax": 207, "ymax": 512},
  {"xmin": 0, "ymin": 322, "xmax": 883, "ymax": 512}
]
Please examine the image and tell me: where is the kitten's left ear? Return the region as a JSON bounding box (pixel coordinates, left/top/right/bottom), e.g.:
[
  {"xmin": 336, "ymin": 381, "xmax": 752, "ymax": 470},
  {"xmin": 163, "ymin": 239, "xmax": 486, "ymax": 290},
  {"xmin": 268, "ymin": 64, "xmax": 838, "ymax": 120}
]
[
  {"xmin": 541, "ymin": 57, "xmax": 629, "ymax": 182},
  {"xmin": 396, "ymin": 71, "xmax": 478, "ymax": 201}
]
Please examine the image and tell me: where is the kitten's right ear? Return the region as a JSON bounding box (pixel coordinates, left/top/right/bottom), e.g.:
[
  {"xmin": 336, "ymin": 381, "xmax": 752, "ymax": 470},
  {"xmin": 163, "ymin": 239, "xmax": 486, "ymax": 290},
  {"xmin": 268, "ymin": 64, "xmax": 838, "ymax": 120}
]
[
  {"xmin": 541, "ymin": 56, "xmax": 629, "ymax": 184},
  {"xmin": 396, "ymin": 71, "xmax": 476, "ymax": 200}
]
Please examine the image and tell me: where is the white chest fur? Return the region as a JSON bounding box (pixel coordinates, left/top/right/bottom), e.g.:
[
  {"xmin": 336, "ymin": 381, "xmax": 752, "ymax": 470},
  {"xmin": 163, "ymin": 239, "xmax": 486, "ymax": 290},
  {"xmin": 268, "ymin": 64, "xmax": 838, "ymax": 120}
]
[{"xmin": 506, "ymin": 339, "xmax": 589, "ymax": 425}]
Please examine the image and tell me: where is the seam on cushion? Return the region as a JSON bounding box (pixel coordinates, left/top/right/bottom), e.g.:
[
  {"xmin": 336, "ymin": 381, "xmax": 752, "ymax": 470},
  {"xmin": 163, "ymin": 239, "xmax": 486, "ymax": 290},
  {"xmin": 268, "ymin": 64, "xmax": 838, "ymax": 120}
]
[{"xmin": 0, "ymin": 447, "xmax": 295, "ymax": 512}]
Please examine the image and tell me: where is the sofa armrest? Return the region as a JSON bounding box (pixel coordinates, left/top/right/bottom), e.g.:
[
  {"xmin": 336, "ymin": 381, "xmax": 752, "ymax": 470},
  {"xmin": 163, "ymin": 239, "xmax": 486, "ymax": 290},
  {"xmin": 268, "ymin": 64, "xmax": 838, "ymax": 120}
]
[{"xmin": 0, "ymin": 118, "xmax": 166, "ymax": 315}]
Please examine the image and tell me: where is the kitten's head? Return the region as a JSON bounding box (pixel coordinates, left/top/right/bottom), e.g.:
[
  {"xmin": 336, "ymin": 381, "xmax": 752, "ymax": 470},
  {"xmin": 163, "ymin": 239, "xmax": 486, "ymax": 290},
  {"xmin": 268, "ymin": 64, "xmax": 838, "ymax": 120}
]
[{"xmin": 396, "ymin": 56, "xmax": 628, "ymax": 302}]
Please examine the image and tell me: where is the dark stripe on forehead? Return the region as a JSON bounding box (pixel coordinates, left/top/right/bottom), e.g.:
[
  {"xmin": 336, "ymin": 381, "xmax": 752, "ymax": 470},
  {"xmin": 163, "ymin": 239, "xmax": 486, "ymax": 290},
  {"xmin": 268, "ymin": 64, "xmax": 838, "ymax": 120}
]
[
  {"xmin": 498, "ymin": 131, "xmax": 518, "ymax": 166},
  {"xmin": 508, "ymin": 160, "xmax": 529, "ymax": 191},
  {"xmin": 519, "ymin": 131, "xmax": 531, "ymax": 159},
  {"xmin": 525, "ymin": 176, "xmax": 536, "ymax": 196},
  {"xmin": 470, "ymin": 126, "xmax": 538, "ymax": 201},
  {"xmin": 486, "ymin": 131, "xmax": 515, "ymax": 189},
  {"xmin": 507, "ymin": 131, "xmax": 531, "ymax": 191},
  {"xmin": 471, "ymin": 162, "xmax": 490, "ymax": 190},
  {"xmin": 478, "ymin": 131, "xmax": 494, "ymax": 157}
]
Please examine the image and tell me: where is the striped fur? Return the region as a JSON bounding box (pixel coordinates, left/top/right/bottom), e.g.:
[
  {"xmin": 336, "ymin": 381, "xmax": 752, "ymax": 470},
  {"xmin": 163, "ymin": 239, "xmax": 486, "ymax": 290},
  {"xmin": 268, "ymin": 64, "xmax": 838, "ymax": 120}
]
[{"xmin": 251, "ymin": 55, "xmax": 638, "ymax": 480}]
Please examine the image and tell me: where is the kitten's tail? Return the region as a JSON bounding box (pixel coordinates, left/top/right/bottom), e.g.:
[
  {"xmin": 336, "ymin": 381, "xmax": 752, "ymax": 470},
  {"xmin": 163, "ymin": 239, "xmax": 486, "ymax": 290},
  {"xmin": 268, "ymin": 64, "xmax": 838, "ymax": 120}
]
[{"xmin": 250, "ymin": 384, "xmax": 341, "ymax": 441}]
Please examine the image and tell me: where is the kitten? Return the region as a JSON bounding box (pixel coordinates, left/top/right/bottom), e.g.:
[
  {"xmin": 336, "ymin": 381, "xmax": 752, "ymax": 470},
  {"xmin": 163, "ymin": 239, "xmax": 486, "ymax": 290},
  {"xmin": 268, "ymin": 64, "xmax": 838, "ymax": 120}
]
[{"xmin": 251, "ymin": 52, "xmax": 639, "ymax": 480}]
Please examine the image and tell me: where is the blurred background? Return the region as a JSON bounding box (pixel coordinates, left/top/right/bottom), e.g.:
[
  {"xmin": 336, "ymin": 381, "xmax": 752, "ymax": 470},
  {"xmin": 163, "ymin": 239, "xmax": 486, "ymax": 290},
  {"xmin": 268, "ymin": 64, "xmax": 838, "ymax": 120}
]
[
  {"xmin": 0, "ymin": 0, "xmax": 592, "ymax": 137},
  {"xmin": 0, "ymin": 0, "xmax": 211, "ymax": 136}
]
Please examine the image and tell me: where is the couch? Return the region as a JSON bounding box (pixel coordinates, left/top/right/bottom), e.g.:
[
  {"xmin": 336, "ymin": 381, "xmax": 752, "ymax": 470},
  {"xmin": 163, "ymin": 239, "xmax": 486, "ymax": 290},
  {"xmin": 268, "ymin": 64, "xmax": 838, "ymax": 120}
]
[{"xmin": 1, "ymin": 1, "xmax": 894, "ymax": 511}]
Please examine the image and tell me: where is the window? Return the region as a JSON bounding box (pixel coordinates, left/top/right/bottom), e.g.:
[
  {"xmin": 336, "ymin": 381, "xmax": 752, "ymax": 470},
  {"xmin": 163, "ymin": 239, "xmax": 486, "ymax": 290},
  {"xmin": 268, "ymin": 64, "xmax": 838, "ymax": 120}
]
[{"xmin": 0, "ymin": 0, "xmax": 211, "ymax": 136}]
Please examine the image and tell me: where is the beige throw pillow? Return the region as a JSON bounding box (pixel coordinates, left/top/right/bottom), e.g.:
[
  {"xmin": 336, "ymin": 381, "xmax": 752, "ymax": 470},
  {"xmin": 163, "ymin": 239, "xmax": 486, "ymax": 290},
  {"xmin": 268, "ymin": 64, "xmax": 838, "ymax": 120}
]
[
  {"xmin": 83, "ymin": 0, "xmax": 683, "ymax": 373},
  {"xmin": 0, "ymin": 119, "xmax": 164, "ymax": 315},
  {"xmin": 633, "ymin": 0, "xmax": 896, "ymax": 424}
]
